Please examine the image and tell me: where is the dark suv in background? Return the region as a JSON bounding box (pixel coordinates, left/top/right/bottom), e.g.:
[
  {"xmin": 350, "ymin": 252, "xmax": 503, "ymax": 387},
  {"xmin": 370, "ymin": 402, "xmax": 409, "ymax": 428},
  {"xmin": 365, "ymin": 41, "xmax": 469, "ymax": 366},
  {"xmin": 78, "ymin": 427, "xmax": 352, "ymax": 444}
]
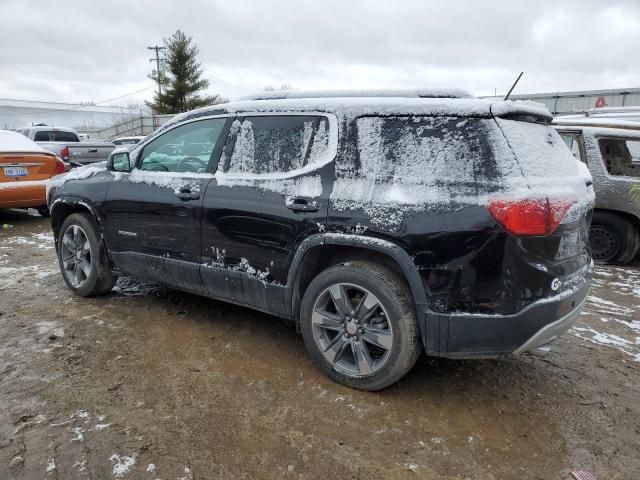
[{"xmin": 48, "ymin": 90, "xmax": 594, "ymax": 390}]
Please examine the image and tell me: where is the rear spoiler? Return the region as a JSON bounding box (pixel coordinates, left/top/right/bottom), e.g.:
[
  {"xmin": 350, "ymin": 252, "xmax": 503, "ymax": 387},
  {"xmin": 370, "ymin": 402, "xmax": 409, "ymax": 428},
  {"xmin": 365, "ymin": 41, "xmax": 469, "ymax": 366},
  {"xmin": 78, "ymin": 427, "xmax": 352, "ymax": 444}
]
[{"xmin": 490, "ymin": 101, "xmax": 553, "ymax": 124}]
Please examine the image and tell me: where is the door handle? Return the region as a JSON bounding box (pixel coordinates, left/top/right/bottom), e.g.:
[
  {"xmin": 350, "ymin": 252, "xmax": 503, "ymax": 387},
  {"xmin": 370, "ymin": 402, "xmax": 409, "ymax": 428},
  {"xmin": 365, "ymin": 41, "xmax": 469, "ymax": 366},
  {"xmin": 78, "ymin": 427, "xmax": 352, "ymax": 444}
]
[
  {"xmin": 286, "ymin": 197, "xmax": 319, "ymax": 212},
  {"xmin": 88, "ymin": 148, "xmax": 98, "ymax": 153},
  {"xmin": 175, "ymin": 188, "xmax": 200, "ymax": 201}
]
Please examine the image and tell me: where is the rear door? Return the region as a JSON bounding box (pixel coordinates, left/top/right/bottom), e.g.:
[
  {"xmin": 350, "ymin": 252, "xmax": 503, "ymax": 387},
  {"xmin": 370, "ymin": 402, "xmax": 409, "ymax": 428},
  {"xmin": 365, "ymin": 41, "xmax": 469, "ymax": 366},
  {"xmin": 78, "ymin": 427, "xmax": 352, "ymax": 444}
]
[
  {"xmin": 200, "ymin": 113, "xmax": 335, "ymax": 311},
  {"xmin": 103, "ymin": 116, "xmax": 230, "ymax": 294}
]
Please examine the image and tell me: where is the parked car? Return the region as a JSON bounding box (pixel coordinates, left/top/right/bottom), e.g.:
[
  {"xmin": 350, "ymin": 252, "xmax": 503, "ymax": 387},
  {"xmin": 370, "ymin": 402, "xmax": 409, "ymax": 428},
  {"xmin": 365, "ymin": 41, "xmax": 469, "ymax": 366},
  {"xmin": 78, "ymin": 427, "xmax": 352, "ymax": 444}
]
[
  {"xmin": 48, "ymin": 90, "xmax": 594, "ymax": 390},
  {"xmin": 19, "ymin": 126, "xmax": 115, "ymax": 167},
  {"xmin": 0, "ymin": 130, "xmax": 66, "ymax": 216},
  {"xmin": 111, "ymin": 135, "xmax": 146, "ymax": 147},
  {"xmin": 554, "ymin": 118, "xmax": 640, "ymax": 264}
]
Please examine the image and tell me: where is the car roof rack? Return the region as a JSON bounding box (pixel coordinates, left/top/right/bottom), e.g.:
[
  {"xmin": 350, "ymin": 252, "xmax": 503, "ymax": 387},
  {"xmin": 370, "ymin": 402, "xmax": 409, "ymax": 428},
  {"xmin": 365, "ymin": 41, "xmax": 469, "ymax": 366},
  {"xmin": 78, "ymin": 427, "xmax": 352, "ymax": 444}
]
[
  {"xmin": 553, "ymin": 118, "xmax": 640, "ymax": 131},
  {"xmin": 241, "ymin": 88, "xmax": 474, "ymax": 101}
]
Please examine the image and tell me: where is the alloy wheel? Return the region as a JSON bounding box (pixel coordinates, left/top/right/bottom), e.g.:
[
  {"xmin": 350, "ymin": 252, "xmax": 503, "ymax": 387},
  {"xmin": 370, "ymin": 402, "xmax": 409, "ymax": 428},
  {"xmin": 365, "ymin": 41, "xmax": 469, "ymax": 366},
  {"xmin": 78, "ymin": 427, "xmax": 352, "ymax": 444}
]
[
  {"xmin": 311, "ymin": 283, "xmax": 394, "ymax": 377},
  {"xmin": 61, "ymin": 224, "xmax": 92, "ymax": 287}
]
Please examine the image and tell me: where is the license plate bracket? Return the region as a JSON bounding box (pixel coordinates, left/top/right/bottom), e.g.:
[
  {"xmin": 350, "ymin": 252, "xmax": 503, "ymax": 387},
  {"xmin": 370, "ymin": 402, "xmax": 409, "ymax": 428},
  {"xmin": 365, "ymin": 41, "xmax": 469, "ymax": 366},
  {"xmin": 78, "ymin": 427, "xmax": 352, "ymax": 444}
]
[{"xmin": 3, "ymin": 167, "xmax": 28, "ymax": 177}]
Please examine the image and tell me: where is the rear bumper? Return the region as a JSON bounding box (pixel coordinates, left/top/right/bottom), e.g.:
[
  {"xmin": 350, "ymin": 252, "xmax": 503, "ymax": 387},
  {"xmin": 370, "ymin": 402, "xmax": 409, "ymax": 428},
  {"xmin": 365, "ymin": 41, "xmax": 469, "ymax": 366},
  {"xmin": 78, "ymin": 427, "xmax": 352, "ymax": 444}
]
[
  {"xmin": 423, "ymin": 272, "xmax": 591, "ymax": 358},
  {"xmin": 512, "ymin": 295, "xmax": 587, "ymax": 355},
  {"xmin": 0, "ymin": 181, "xmax": 47, "ymax": 208}
]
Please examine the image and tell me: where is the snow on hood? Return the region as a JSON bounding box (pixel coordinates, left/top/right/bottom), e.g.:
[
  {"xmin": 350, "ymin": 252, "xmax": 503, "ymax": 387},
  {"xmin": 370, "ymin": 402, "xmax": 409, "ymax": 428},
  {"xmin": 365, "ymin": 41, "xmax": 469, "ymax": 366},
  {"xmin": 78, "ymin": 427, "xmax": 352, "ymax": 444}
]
[
  {"xmin": 0, "ymin": 130, "xmax": 49, "ymax": 154},
  {"xmin": 49, "ymin": 163, "xmax": 107, "ymax": 188}
]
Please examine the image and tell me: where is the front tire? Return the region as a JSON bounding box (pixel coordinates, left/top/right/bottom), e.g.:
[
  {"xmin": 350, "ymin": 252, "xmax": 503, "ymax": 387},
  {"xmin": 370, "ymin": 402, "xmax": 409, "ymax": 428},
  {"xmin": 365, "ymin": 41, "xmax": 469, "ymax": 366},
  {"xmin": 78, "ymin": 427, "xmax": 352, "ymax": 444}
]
[
  {"xmin": 57, "ymin": 213, "xmax": 116, "ymax": 296},
  {"xmin": 300, "ymin": 261, "xmax": 421, "ymax": 391},
  {"xmin": 590, "ymin": 211, "xmax": 639, "ymax": 264}
]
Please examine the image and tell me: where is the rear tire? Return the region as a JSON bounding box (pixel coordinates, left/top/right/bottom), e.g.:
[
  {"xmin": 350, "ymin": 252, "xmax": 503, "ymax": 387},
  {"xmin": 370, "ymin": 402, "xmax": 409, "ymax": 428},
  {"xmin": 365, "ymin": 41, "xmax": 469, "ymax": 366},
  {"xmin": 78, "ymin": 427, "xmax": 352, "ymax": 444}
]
[
  {"xmin": 300, "ymin": 261, "xmax": 421, "ymax": 391},
  {"xmin": 57, "ymin": 213, "xmax": 116, "ymax": 296},
  {"xmin": 590, "ymin": 211, "xmax": 640, "ymax": 265}
]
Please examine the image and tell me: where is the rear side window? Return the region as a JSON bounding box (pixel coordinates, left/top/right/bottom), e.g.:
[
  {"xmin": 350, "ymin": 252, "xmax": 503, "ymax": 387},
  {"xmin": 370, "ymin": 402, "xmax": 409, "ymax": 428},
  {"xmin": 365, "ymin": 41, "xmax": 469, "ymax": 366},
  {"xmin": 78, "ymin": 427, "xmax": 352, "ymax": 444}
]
[
  {"xmin": 33, "ymin": 131, "xmax": 50, "ymax": 141},
  {"xmin": 356, "ymin": 116, "xmax": 499, "ymax": 188},
  {"xmin": 221, "ymin": 115, "xmax": 330, "ymax": 175},
  {"xmin": 52, "ymin": 131, "xmax": 79, "ymax": 142},
  {"xmin": 599, "ymin": 138, "xmax": 640, "ymax": 178}
]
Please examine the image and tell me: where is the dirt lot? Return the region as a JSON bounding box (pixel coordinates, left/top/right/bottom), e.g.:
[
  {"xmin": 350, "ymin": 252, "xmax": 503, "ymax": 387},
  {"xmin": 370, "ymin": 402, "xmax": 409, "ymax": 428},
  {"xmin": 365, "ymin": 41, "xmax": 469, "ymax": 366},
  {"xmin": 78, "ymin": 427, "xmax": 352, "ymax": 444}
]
[{"xmin": 0, "ymin": 209, "xmax": 639, "ymax": 480}]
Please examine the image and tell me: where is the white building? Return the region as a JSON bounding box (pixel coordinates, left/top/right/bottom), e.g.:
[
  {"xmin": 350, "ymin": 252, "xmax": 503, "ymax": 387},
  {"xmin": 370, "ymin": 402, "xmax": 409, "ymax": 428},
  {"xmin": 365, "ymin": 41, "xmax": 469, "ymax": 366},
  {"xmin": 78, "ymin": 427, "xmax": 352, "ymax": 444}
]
[
  {"xmin": 0, "ymin": 98, "xmax": 142, "ymax": 134},
  {"xmin": 486, "ymin": 87, "xmax": 640, "ymax": 116}
]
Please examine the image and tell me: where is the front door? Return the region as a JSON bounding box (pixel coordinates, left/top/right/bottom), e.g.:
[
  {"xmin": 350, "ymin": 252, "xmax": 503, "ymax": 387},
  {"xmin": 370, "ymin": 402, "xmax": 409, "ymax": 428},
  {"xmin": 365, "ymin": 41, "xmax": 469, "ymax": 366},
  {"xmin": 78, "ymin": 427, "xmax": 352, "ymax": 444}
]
[{"xmin": 103, "ymin": 116, "xmax": 230, "ymax": 294}]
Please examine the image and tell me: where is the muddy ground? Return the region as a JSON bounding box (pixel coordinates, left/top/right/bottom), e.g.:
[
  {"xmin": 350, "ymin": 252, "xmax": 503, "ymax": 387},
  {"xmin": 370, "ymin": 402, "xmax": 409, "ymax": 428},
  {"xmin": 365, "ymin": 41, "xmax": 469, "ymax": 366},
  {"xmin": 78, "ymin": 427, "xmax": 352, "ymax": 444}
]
[{"xmin": 0, "ymin": 209, "xmax": 639, "ymax": 480}]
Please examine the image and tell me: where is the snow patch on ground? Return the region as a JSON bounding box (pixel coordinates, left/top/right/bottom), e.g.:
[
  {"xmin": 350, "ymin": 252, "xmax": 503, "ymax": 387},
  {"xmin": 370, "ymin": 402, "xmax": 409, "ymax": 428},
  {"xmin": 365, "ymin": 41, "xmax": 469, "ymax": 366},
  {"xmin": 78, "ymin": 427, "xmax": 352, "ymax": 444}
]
[
  {"xmin": 571, "ymin": 264, "xmax": 640, "ymax": 362},
  {"xmin": 0, "ymin": 264, "xmax": 59, "ymax": 290},
  {"xmin": 110, "ymin": 454, "xmax": 136, "ymax": 478},
  {"xmin": 36, "ymin": 321, "xmax": 64, "ymax": 338}
]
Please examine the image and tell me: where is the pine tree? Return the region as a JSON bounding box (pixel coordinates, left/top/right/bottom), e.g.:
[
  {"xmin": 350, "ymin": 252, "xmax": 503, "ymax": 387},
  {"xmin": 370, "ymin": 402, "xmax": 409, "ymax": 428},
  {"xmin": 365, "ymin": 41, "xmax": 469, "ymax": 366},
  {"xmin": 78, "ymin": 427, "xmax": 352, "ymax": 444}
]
[{"xmin": 146, "ymin": 30, "xmax": 227, "ymax": 114}]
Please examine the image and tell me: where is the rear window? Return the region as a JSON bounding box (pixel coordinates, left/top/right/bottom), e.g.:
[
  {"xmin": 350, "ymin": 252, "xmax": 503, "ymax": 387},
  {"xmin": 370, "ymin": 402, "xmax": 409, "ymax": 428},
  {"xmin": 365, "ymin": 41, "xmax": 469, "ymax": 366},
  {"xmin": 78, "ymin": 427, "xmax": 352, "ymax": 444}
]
[
  {"xmin": 33, "ymin": 131, "xmax": 79, "ymax": 142},
  {"xmin": 599, "ymin": 138, "xmax": 640, "ymax": 178},
  {"xmin": 221, "ymin": 115, "xmax": 330, "ymax": 175},
  {"xmin": 494, "ymin": 119, "xmax": 580, "ymax": 180}
]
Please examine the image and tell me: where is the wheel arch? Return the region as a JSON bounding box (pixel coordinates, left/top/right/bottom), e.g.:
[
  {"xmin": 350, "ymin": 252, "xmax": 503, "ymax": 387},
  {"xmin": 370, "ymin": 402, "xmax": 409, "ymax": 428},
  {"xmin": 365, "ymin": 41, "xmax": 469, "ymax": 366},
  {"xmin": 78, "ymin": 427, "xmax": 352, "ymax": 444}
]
[
  {"xmin": 591, "ymin": 208, "xmax": 640, "ymax": 264},
  {"xmin": 287, "ymin": 234, "xmax": 428, "ymax": 336},
  {"xmin": 593, "ymin": 207, "xmax": 640, "ymax": 230},
  {"xmin": 50, "ymin": 197, "xmax": 105, "ymax": 244}
]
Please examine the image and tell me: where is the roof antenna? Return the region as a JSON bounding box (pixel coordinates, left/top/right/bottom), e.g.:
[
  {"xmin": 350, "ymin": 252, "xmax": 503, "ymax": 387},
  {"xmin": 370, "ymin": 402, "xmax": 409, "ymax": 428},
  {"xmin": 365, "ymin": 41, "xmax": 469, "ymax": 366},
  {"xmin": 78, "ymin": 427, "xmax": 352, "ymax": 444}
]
[{"xmin": 504, "ymin": 72, "xmax": 523, "ymax": 101}]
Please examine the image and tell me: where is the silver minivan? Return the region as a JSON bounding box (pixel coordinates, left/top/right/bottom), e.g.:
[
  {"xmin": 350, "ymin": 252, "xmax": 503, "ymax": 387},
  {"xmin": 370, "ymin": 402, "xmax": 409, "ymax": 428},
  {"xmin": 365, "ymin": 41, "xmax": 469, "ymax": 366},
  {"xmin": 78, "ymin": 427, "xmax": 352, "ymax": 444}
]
[{"xmin": 554, "ymin": 118, "xmax": 640, "ymax": 264}]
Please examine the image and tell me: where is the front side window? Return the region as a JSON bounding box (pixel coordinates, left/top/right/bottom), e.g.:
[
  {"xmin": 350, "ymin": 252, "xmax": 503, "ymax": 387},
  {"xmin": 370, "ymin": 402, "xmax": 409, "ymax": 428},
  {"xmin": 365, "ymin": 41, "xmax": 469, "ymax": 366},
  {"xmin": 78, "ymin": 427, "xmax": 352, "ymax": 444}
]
[
  {"xmin": 599, "ymin": 138, "xmax": 640, "ymax": 178},
  {"xmin": 138, "ymin": 118, "xmax": 226, "ymax": 173},
  {"xmin": 221, "ymin": 115, "xmax": 330, "ymax": 175},
  {"xmin": 560, "ymin": 133, "xmax": 585, "ymax": 164}
]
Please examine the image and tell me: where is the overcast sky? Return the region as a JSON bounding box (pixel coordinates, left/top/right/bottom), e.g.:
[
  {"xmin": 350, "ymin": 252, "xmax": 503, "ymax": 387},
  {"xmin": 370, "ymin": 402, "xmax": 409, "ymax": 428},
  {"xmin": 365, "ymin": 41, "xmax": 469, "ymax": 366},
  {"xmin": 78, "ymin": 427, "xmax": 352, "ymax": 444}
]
[{"xmin": 1, "ymin": 0, "xmax": 639, "ymax": 106}]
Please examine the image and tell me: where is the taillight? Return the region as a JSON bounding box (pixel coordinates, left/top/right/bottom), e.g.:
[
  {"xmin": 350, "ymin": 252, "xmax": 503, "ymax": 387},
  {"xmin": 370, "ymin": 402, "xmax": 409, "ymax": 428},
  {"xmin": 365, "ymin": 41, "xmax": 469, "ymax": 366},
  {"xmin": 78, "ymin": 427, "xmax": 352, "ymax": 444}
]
[
  {"xmin": 60, "ymin": 146, "xmax": 69, "ymax": 161},
  {"xmin": 487, "ymin": 198, "xmax": 573, "ymax": 236},
  {"xmin": 53, "ymin": 159, "xmax": 65, "ymax": 175}
]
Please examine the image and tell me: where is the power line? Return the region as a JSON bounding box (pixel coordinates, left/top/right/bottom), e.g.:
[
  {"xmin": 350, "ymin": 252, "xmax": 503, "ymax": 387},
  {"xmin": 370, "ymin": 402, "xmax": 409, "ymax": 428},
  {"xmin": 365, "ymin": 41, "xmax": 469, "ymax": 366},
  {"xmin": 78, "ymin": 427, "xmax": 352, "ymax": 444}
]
[{"xmin": 92, "ymin": 85, "xmax": 157, "ymax": 105}]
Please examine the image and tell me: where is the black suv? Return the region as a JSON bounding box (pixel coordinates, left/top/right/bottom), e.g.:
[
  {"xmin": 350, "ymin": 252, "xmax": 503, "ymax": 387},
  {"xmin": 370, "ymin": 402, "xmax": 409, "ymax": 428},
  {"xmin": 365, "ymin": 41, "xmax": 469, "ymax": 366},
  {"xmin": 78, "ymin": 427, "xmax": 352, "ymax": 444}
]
[{"xmin": 48, "ymin": 90, "xmax": 594, "ymax": 390}]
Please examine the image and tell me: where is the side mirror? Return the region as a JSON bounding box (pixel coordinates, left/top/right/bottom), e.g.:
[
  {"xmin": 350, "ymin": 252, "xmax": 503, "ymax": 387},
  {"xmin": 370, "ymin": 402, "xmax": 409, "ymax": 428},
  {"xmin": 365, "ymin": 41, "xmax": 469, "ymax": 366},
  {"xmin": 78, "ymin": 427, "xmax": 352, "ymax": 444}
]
[{"xmin": 107, "ymin": 150, "xmax": 132, "ymax": 172}]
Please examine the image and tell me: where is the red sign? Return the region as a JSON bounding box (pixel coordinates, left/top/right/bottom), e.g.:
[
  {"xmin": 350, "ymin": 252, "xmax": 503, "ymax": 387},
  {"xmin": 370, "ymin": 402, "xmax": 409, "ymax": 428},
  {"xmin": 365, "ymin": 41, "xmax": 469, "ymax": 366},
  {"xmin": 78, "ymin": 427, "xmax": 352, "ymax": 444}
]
[{"xmin": 594, "ymin": 96, "xmax": 606, "ymax": 108}]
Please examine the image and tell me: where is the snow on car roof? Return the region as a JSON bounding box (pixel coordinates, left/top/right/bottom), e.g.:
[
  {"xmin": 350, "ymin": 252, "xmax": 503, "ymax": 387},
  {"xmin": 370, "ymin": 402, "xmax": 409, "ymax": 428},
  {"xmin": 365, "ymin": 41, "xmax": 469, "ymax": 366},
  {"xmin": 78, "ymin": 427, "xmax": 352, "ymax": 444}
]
[
  {"xmin": 0, "ymin": 130, "xmax": 48, "ymax": 154},
  {"xmin": 241, "ymin": 88, "xmax": 474, "ymax": 101},
  {"xmin": 158, "ymin": 95, "xmax": 552, "ymax": 135}
]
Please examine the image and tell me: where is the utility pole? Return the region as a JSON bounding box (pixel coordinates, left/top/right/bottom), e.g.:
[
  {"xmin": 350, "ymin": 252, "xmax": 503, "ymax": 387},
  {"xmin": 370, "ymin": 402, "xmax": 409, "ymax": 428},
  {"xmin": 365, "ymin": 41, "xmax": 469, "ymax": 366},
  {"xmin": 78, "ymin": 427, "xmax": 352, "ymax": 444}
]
[{"xmin": 147, "ymin": 45, "xmax": 166, "ymax": 98}]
